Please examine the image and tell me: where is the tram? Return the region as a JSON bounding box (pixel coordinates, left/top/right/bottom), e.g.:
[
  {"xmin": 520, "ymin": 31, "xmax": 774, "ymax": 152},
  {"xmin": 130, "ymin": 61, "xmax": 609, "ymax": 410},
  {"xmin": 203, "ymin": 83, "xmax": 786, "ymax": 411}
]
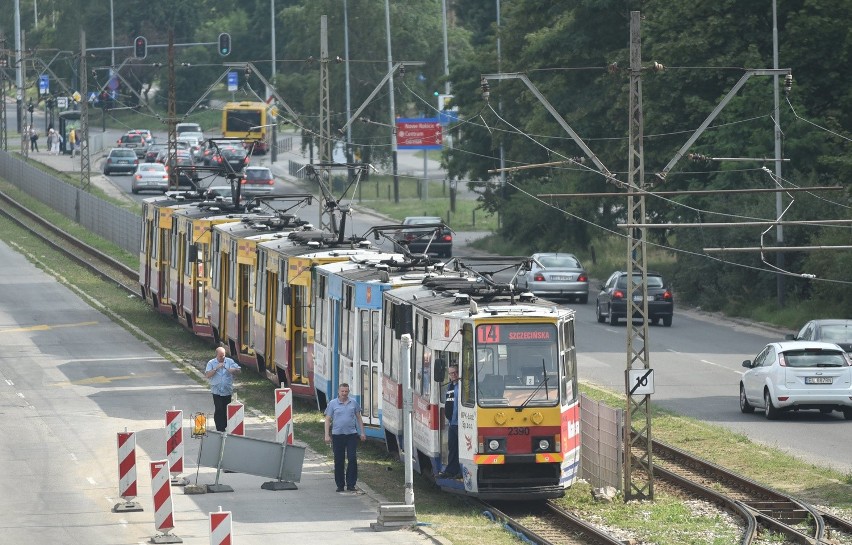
[{"xmin": 380, "ymin": 259, "xmax": 580, "ymax": 500}]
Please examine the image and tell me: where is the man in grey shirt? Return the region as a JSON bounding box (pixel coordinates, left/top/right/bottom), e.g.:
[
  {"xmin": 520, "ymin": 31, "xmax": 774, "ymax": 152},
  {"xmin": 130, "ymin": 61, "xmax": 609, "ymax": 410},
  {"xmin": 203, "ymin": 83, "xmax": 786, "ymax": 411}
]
[
  {"xmin": 324, "ymin": 383, "xmax": 366, "ymax": 492},
  {"xmin": 204, "ymin": 347, "xmax": 241, "ymax": 432}
]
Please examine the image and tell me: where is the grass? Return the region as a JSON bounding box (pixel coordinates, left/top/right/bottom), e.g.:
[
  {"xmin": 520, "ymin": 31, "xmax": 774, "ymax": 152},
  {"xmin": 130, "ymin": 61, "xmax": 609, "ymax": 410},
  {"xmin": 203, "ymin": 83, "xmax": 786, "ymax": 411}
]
[{"xmin": 1, "ymin": 172, "xmax": 851, "ymax": 544}]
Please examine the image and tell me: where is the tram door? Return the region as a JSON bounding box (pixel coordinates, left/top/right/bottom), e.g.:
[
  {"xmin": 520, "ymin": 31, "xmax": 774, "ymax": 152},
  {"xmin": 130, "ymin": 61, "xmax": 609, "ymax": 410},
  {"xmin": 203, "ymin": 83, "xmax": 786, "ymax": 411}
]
[
  {"xmin": 290, "ymin": 285, "xmax": 309, "ymax": 385},
  {"xmin": 176, "ymin": 230, "xmax": 186, "ymax": 311},
  {"xmin": 359, "ymin": 309, "xmax": 382, "ymax": 427},
  {"xmin": 194, "ymin": 242, "xmax": 209, "ymax": 324},
  {"xmin": 263, "ymin": 268, "xmax": 278, "ymax": 375},
  {"xmin": 218, "ymin": 246, "xmax": 231, "ymax": 344},
  {"xmin": 238, "ymin": 263, "xmax": 254, "ymax": 354}
]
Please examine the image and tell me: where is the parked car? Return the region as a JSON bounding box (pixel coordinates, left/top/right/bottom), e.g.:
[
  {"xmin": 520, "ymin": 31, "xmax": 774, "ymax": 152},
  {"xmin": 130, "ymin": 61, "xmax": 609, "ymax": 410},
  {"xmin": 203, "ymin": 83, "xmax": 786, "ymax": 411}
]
[
  {"xmin": 595, "ymin": 271, "xmax": 673, "ymax": 326},
  {"xmin": 518, "ymin": 252, "xmax": 589, "ymax": 303},
  {"xmin": 392, "ymin": 216, "xmax": 453, "ymax": 257},
  {"xmin": 785, "ymin": 319, "xmax": 852, "ymax": 356},
  {"xmin": 102, "ymin": 148, "xmax": 139, "ymax": 176},
  {"xmin": 131, "ymin": 162, "xmax": 169, "ymax": 194},
  {"xmin": 740, "ymin": 341, "xmax": 852, "ymax": 420},
  {"xmin": 239, "ymin": 166, "xmax": 275, "ymax": 197},
  {"xmin": 116, "ymin": 133, "xmax": 148, "ymax": 158}
]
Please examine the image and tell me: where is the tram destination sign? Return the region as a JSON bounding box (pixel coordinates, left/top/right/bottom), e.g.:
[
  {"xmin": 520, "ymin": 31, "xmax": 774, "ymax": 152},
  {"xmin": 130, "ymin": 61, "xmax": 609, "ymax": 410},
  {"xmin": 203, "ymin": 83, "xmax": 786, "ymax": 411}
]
[{"xmin": 396, "ymin": 117, "xmax": 442, "ymax": 150}]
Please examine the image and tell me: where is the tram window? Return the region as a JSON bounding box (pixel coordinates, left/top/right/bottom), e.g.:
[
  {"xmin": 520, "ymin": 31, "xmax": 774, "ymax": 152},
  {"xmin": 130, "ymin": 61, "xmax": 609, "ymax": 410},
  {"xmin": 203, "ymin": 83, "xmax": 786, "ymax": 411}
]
[
  {"xmin": 211, "ymin": 233, "xmax": 220, "ymax": 290},
  {"xmin": 461, "ymin": 324, "xmax": 475, "ymax": 407},
  {"xmin": 341, "ymin": 286, "xmax": 353, "ymax": 358},
  {"xmin": 422, "ymin": 347, "xmax": 432, "ymax": 397},
  {"xmin": 256, "ymin": 251, "xmax": 267, "ymax": 314},
  {"xmin": 371, "ymin": 310, "xmax": 381, "ymax": 364},
  {"xmin": 228, "ymin": 240, "xmax": 237, "ymax": 300},
  {"xmin": 276, "ymin": 261, "xmax": 287, "ymax": 325},
  {"xmin": 414, "ymin": 341, "xmax": 424, "ymax": 393},
  {"xmin": 360, "ymin": 310, "xmax": 370, "ymax": 362}
]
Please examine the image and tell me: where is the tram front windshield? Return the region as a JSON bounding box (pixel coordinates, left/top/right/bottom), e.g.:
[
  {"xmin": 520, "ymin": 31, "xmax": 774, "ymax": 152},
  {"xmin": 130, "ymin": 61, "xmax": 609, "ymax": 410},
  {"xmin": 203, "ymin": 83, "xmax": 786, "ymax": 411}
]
[{"xmin": 474, "ymin": 323, "xmax": 559, "ymax": 407}]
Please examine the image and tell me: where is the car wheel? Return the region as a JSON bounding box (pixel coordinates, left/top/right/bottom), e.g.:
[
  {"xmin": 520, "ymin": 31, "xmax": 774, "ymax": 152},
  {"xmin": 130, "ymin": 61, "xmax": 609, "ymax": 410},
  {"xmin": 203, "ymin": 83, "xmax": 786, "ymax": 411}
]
[
  {"xmin": 764, "ymin": 390, "xmax": 780, "ymax": 420},
  {"xmin": 651, "ymin": 317, "xmax": 660, "ymax": 325},
  {"xmin": 104, "ymin": 169, "xmax": 110, "ymax": 175},
  {"xmin": 739, "ymin": 384, "xmax": 754, "ymax": 413},
  {"xmin": 608, "ymin": 307, "xmax": 618, "ymax": 326},
  {"xmin": 596, "ymin": 302, "xmax": 605, "ymax": 323},
  {"xmin": 843, "ymin": 407, "xmax": 852, "ymax": 421},
  {"xmin": 578, "ymin": 295, "xmax": 588, "ymax": 304},
  {"xmin": 819, "ymin": 407, "xmax": 832, "ymax": 414},
  {"xmin": 131, "ymin": 188, "xmax": 139, "ymax": 194},
  {"xmin": 662, "ymin": 315, "xmax": 673, "ymax": 327}
]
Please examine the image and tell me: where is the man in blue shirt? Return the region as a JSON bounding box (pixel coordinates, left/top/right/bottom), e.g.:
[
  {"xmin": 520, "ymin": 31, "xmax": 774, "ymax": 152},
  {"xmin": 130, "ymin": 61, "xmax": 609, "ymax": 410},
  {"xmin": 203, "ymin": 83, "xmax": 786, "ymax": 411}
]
[
  {"xmin": 324, "ymin": 383, "xmax": 366, "ymax": 492},
  {"xmin": 439, "ymin": 364, "xmax": 461, "ymax": 479},
  {"xmin": 204, "ymin": 347, "xmax": 241, "ymax": 432}
]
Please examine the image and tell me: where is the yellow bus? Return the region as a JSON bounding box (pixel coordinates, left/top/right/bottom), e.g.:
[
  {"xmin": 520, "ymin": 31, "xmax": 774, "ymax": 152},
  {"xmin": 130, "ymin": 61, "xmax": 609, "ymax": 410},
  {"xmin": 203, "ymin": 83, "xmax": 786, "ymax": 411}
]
[{"xmin": 221, "ymin": 101, "xmax": 269, "ymax": 154}]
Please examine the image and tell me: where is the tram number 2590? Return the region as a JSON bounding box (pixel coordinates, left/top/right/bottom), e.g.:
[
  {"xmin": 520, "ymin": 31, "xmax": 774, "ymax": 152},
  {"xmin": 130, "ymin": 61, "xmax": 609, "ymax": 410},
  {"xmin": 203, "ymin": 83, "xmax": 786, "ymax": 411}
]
[{"xmin": 508, "ymin": 427, "xmax": 530, "ymax": 436}]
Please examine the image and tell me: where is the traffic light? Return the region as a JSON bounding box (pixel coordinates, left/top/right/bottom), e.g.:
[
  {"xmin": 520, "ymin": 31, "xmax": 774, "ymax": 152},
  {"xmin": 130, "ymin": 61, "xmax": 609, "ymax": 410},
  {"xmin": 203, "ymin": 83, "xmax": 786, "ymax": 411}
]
[
  {"xmin": 218, "ymin": 33, "xmax": 231, "ymax": 57},
  {"xmin": 134, "ymin": 36, "xmax": 147, "ymax": 59}
]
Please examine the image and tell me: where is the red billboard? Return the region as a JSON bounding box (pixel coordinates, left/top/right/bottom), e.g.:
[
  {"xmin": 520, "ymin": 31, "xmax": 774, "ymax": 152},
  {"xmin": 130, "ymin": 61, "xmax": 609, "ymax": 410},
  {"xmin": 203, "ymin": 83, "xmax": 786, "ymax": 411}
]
[{"xmin": 396, "ymin": 118, "xmax": 442, "ymax": 150}]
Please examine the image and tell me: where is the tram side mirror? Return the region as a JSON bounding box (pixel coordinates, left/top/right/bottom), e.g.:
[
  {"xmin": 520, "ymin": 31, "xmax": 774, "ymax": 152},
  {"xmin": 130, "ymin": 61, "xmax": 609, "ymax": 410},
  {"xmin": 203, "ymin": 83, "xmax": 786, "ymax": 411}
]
[
  {"xmin": 187, "ymin": 244, "xmax": 198, "ymax": 263},
  {"xmin": 434, "ymin": 358, "xmax": 446, "ymax": 383},
  {"xmin": 281, "ymin": 287, "xmax": 292, "ymax": 306}
]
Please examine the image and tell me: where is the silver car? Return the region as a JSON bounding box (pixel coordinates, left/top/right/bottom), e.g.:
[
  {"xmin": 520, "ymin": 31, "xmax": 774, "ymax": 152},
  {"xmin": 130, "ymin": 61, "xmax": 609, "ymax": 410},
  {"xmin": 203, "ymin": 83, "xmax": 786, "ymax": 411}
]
[
  {"xmin": 519, "ymin": 253, "xmax": 589, "ymax": 303},
  {"xmin": 131, "ymin": 162, "xmax": 169, "ymax": 194},
  {"xmin": 740, "ymin": 341, "xmax": 852, "ymax": 420}
]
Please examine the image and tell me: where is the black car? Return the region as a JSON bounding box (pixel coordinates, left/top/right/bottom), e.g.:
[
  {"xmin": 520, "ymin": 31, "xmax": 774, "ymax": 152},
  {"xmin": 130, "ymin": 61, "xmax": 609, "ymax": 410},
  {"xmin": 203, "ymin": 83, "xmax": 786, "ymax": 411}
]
[
  {"xmin": 211, "ymin": 147, "xmax": 248, "ymax": 173},
  {"xmin": 116, "ymin": 133, "xmax": 148, "ymax": 159},
  {"xmin": 595, "ymin": 271, "xmax": 673, "ymax": 326},
  {"xmin": 392, "ymin": 216, "xmax": 453, "ymax": 258},
  {"xmin": 785, "ymin": 319, "xmax": 852, "ymax": 356},
  {"xmin": 165, "ymin": 153, "xmax": 198, "ymax": 187}
]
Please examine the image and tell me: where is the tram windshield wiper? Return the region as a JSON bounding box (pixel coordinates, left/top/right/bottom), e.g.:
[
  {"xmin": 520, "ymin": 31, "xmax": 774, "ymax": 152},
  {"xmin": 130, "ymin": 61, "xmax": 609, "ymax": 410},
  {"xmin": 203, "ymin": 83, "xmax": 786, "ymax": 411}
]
[{"xmin": 516, "ymin": 358, "xmax": 551, "ymax": 412}]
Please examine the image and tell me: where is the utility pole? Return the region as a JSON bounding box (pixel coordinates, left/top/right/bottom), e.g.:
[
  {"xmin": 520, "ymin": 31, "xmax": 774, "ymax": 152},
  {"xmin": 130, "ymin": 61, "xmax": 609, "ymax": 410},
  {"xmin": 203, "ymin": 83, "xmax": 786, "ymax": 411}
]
[
  {"xmin": 319, "ymin": 16, "xmax": 331, "ymax": 165},
  {"xmin": 772, "ymin": 0, "xmax": 785, "ymax": 307},
  {"xmin": 166, "ymin": 30, "xmax": 178, "ymax": 190},
  {"xmin": 79, "ymin": 28, "xmax": 90, "ymax": 189},
  {"xmin": 384, "ymin": 0, "xmax": 399, "ymax": 203},
  {"xmin": 623, "ymin": 11, "xmax": 653, "ymax": 502},
  {"xmin": 1, "ymin": 33, "xmax": 8, "ymax": 151},
  {"xmin": 270, "ymin": 0, "xmax": 277, "ymax": 163}
]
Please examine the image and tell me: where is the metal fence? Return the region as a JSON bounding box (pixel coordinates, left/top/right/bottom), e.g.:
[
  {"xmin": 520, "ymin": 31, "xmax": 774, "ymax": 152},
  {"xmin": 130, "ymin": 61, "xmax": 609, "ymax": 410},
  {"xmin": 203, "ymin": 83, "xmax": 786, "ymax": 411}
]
[
  {"xmin": 580, "ymin": 393, "xmax": 623, "ymax": 491},
  {"xmin": 0, "ymin": 149, "xmax": 141, "ymax": 256}
]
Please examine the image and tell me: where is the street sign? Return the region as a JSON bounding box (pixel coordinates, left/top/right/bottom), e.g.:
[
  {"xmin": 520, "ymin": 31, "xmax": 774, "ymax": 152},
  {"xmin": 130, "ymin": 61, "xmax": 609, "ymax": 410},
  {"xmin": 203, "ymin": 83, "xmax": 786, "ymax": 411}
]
[
  {"xmin": 437, "ymin": 94, "xmax": 459, "ymax": 125},
  {"xmin": 227, "ymin": 71, "xmax": 238, "ymax": 92},
  {"xmin": 38, "ymin": 75, "xmax": 49, "ymax": 95},
  {"xmin": 396, "ymin": 117, "xmax": 442, "ymax": 150},
  {"xmin": 57, "ymin": 97, "xmax": 68, "ymax": 109},
  {"xmin": 72, "ymin": 91, "xmax": 81, "ymax": 103}
]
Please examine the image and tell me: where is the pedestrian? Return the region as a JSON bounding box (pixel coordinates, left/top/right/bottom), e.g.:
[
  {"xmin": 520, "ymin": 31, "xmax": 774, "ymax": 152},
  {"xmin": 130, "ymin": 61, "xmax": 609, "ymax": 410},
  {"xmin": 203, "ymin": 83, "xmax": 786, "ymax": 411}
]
[
  {"xmin": 29, "ymin": 126, "xmax": 39, "ymax": 152},
  {"xmin": 438, "ymin": 364, "xmax": 461, "ymax": 479},
  {"xmin": 48, "ymin": 128, "xmax": 61, "ymax": 155},
  {"xmin": 324, "ymin": 383, "xmax": 366, "ymax": 492},
  {"xmin": 204, "ymin": 347, "xmax": 241, "ymax": 432}
]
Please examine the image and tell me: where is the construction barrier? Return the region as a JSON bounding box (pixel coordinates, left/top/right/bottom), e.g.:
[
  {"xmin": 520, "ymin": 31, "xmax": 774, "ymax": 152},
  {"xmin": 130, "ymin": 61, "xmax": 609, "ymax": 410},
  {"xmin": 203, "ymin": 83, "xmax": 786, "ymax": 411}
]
[
  {"xmin": 275, "ymin": 388, "xmax": 294, "ymax": 444},
  {"xmin": 113, "ymin": 431, "xmax": 143, "ymax": 512},
  {"xmin": 149, "ymin": 460, "xmax": 181, "ymax": 543},
  {"xmin": 209, "ymin": 508, "xmax": 233, "ymax": 545},
  {"xmin": 226, "ymin": 401, "xmax": 244, "ymax": 436},
  {"xmin": 165, "ymin": 409, "xmax": 187, "ymax": 486}
]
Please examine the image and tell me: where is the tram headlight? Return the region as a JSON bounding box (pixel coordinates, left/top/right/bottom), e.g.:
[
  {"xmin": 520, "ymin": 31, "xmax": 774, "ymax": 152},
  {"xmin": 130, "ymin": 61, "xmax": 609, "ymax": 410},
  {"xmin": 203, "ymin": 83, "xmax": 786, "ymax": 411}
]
[
  {"xmin": 533, "ymin": 435, "xmax": 556, "ymax": 453},
  {"xmin": 538, "ymin": 439, "xmax": 550, "ymax": 451},
  {"xmin": 489, "ymin": 439, "xmax": 500, "ymax": 451},
  {"xmin": 481, "ymin": 436, "xmax": 505, "ymax": 454}
]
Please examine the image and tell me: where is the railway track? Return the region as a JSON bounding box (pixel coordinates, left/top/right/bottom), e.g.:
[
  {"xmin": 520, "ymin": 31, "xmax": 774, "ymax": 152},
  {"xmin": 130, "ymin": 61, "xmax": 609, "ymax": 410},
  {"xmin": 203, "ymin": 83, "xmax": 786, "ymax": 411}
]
[
  {"xmin": 650, "ymin": 439, "xmax": 852, "ymax": 544},
  {"xmin": 0, "ymin": 190, "xmax": 139, "ymax": 294},
  {"xmin": 481, "ymin": 500, "xmax": 627, "ymax": 545}
]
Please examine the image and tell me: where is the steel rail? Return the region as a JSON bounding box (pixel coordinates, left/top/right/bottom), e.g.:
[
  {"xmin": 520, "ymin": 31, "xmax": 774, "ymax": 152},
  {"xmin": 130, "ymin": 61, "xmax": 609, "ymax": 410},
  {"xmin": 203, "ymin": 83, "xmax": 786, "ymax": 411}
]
[
  {"xmin": 0, "ymin": 190, "xmax": 138, "ymax": 294},
  {"xmin": 480, "ymin": 500, "xmax": 626, "ymax": 545}
]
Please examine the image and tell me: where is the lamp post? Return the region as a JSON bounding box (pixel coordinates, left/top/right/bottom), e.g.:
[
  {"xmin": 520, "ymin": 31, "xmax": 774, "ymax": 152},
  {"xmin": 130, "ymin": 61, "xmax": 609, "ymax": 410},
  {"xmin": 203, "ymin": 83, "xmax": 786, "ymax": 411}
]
[
  {"xmin": 343, "ymin": 0, "xmax": 353, "ymax": 177},
  {"xmin": 270, "ymin": 0, "xmax": 278, "ymax": 162},
  {"xmin": 384, "ymin": 0, "xmax": 399, "ymax": 203}
]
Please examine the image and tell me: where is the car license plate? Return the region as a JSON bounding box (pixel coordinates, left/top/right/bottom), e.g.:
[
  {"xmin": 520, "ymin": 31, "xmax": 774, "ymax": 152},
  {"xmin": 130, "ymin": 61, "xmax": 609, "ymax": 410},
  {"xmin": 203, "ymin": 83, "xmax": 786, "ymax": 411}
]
[
  {"xmin": 551, "ymin": 275, "xmax": 572, "ymax": 281},
  {"xmin": 805, "ymin": 376, "xmax": 833, "ymax": 384},
  {"xmin": 633, "ymin": 295, "xmax": 643, "ymax": 302},
  {"xmin": 118, "ymin": 160, "xmax": 128, "ymax": 164}
]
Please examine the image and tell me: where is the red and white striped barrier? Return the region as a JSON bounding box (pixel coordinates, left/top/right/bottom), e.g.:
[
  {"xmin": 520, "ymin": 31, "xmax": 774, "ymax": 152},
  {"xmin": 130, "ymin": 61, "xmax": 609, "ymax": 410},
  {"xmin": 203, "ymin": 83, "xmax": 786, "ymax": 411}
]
[
  {"xmin": 275, "ymin": 388, "xmax": 294, "ymax": 444},
  {"xmin": 209, "ymin": 508, "xmax": 233, "ymax": 545},
  {"xmin": 113, "ymin": 431, "xmax": 143, "ymax": 512},
  {"xmin": 226, "ymin": 401, "xmax": 244, "ymax": 436},
  {"xmin": 149, "ymin": 460, "xmax": 180, "ymax": 543},
  {"xmin": 165, "ymin": 409, "xmax": 186, "ymax": 485}
]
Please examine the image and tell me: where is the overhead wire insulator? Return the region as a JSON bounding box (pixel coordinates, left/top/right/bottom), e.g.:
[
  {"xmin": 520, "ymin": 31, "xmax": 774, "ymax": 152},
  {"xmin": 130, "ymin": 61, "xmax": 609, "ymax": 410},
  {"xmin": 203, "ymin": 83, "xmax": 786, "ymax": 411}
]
[
  {"xmin": 607, "ymin": 61, "xmax": 619, "ymax": 74},
  {"xmin": 652, "ymin": 61, "xmax": 665, "ymax": 72},
  {"xmin": 480, "ymin": 78, "xmax": 490, "ymax": 102},
  {"xmin": 784, "ymin": 73, "xmax": 793, "ymax": 95}
]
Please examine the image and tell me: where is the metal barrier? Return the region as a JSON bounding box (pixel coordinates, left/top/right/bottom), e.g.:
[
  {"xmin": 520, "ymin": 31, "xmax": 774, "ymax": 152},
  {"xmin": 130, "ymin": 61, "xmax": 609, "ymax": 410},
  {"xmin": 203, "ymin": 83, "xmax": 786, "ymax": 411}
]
[
  {"xmin": 0, "ymin": 150, "xmax": 141, "ymax": 255},
  {"xmin": 579, "ymin": 393, "xmax": 623, "ymax": 491}
]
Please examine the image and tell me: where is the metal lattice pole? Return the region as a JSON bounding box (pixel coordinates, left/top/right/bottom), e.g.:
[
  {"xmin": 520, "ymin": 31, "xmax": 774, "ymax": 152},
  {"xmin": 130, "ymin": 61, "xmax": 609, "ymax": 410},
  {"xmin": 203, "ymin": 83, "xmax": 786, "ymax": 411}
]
[
  {"xmin": 318, "ymin": 15, "xmax": 333, "ymax": 232},
  {"xmin": 623, "ymin": 10, "xmax": 653, "ymax": 502},
  {"xmin": 79, "ymin": 28, "xmax": 90, "ymax": 189},
  {"xmin": 167, "ymin": 30, "xmax": 178, "ymax": 190}
]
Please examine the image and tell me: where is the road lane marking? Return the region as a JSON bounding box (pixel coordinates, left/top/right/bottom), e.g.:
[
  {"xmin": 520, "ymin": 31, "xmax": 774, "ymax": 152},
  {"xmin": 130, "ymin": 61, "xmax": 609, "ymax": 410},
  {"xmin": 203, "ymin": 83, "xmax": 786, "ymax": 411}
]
[
  {"xmin": 5, "ymin": 379, "xmax": 12, "ymax": 386},
  {"xmin": 701, "ymin": 359, "xmax": 744, "ymax": 375},
  {"xmin": 87, "ymin": 477, "xmax": 97, "ymax": 485},
  {"xmin": 0, "ymin": 321, "xmax": 99, "ymax": 334}
]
